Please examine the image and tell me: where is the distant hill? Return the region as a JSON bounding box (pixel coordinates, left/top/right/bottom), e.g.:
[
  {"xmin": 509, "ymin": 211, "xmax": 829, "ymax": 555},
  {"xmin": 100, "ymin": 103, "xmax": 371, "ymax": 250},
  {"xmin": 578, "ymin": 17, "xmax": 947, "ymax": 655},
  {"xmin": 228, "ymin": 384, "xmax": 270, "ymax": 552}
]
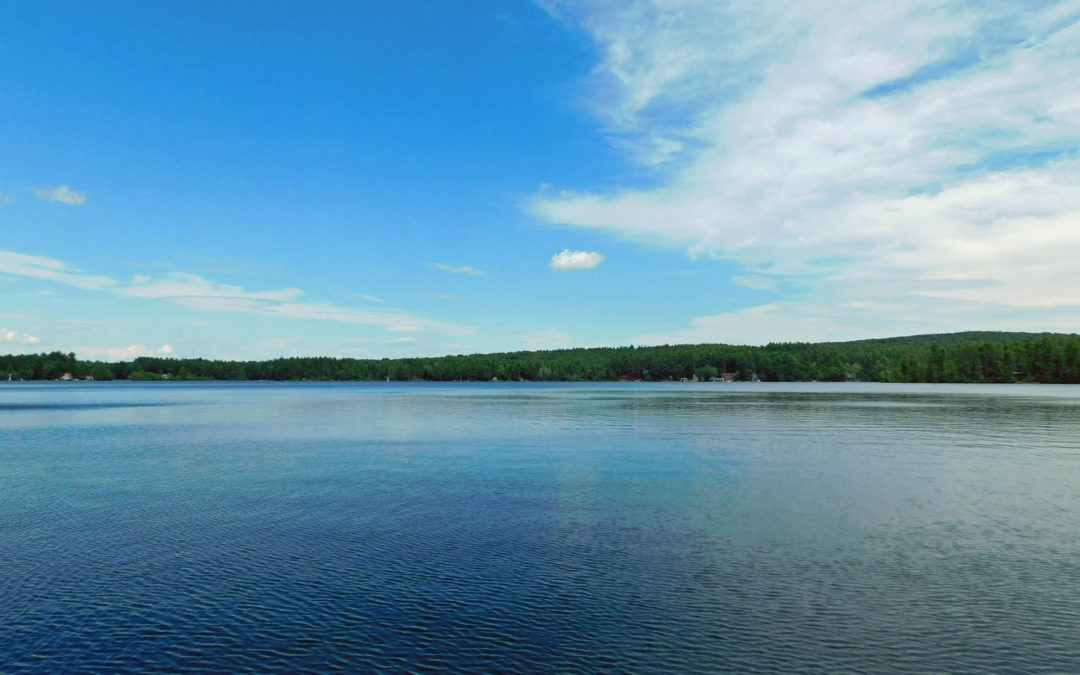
[{"xmin": 840, "ymin": 331, "xmax": 1065, "ymax": 347}]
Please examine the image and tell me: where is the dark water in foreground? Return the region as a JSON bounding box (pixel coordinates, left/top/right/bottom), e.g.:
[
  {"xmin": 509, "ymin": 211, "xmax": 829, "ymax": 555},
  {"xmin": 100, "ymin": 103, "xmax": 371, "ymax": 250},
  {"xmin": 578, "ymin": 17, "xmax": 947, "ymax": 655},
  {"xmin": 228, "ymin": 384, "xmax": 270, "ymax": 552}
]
[{"xmin": 1, "ymin": 382, "xmax": 1079, "ymax": 673}]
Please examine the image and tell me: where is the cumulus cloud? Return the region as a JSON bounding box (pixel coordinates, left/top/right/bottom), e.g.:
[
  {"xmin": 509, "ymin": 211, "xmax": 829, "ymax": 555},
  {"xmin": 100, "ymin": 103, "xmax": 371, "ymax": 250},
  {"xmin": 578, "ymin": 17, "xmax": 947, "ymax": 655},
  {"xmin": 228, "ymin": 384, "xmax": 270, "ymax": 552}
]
[
  {"xmin": 431, "ymin": 263, "xmax": 485, "ymax": 275},
  {"xmin": 549, "ymin": 249, "xmax": 605, "ymax": 271},
  {"xmin": 0, "ymin": 249, "xmax": 115, "ymax": 290},
  {"xmin": 35, "ymin": 185, "xmax": 87, "ymax": 205},
  {"xmin": 158, "ymin": 344, "xmax": 174, "ymax": 355},
  {"xmin": 1, "ymin": 328, "xmax": 40, "ymax": 345},
  {"xmin": 535, "ymin": 0, "xmax": 1080, "ymax": 331}
]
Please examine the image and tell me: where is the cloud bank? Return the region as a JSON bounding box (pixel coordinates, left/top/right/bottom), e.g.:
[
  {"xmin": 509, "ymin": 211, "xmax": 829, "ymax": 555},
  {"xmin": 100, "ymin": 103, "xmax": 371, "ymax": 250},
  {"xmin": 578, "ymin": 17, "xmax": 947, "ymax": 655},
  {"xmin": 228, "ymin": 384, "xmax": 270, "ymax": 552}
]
[{"xmin": 536, "ymin": 0, "xmax": 1080, "ymax": 336}]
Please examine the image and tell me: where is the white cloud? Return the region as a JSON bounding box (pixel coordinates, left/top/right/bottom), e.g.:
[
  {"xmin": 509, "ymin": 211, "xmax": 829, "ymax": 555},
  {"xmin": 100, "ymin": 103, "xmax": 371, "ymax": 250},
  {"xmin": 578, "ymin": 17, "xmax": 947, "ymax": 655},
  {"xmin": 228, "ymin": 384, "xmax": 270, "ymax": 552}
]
[
  {"xmin": 731, "ymin": 275, "xmax": 779, "ymax": 291},
  {"xmin": 116, "ymin": 272, "xmax": 475, "ymax": 336},
  {"xmin": 35, "ymin": 185, "xmax": 87, "ymax": 205},
  {"xmin": 118, "ymin": 273, "xmax": 303, "ymax": 303},
  {"xmin": 0, "ymin": 249, "xmax": 115, "ymax": 290},
  {"xmin": 76, "ymin": 344, "xmax": 151, "ymax": 359},
  {"xmin": 431, "ymin": 263, "xmax": 485, "ymax": 275},
  {"xmin": 535, "ymin": 1, "xmax": 1080, "ymax": 332},
  {"xmin": 350, "ymin": 294, "xmax": 385, "ymax": 303},
  {"xmin": 0, "ymin": 247, "xmax": 478, "ymax": 354},
  {"xmin": 258, "ymin": 302, "xmax": 475, "ymax": 335},
  {"xmin": 1, "ymin": 328, "xmax": 40, "ymax": 345},
  {"xmin": 631, "ymin": 304, "xmax": 861, "ymax": 345},
  {"xmin": 518, "ymin": 328, "xmax": 572, "ymax": 348},
  {"xmin": 549, "ymin": 249, "xmax": 605, "ymax": 271}
]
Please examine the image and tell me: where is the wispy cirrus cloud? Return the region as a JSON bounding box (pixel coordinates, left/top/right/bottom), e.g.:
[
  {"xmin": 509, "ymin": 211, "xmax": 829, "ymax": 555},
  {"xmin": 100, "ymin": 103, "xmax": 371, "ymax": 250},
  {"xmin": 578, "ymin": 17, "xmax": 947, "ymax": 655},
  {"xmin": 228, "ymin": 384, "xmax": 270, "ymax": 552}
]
[
  {"xmin": 0, "ymin": 247, "xmax": 474, "ymax": 339},
  {"xmin": 118, "ymin": 273, "xmax": 303, "ymax": 305},
  {"xmin": 430, "ymin": 263, "xmax": 485, "ymax": 275},
  {"xmin": 350, "ymin": 293, "xmax": 385, "ymax": 303},
  {"xmin": 549, "ymin": 249, "xmax": 605, "ymax": 271},
  {"xmin": 35, "ymin": 185, "xmax": 87, "ymax": 205},
  {"xmin": 116, "ymin": 272, "xmax": 474, "ymax": 335},
  {"xmin": 535, "ymin": 1, "xmax": 1080, "ymax": 335},
  {"xmin": 0, "ymin": 249, "xmax": 115, "ymax": 290}
]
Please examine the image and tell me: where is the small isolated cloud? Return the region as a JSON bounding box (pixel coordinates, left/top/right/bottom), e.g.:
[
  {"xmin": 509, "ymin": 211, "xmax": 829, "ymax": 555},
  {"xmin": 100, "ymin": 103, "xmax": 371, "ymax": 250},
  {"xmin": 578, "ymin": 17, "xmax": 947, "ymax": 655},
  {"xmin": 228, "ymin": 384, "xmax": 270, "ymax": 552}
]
[
  {"xmin": 35, "ymin": 185, "xmax": 87, "ymax": 205},
  {"xmin": 158, "ymin": 344, "xmax": 174, "ymax": 355},
  {"xmin": 549, "ymin": 249, "xmax": 605, "ymax": 271},
  {"xmin": 1, "ymin": 328, "xmax": 40, "ymax": 345},
  {"xmin": 518, "ymin": 328, "xmax": 572, "ymax": 348},
  {"xmin": 431, "ymin": 263, "xmax": 485, "ymax": 275}
]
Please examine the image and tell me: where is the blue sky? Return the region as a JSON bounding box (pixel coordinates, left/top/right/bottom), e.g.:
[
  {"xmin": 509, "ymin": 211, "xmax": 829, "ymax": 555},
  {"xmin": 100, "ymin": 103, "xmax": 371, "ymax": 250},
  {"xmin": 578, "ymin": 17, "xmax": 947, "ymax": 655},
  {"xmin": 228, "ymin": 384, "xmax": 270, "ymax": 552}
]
[{"xmin": 3, "ymin": 1, "xmax": 1080, "ymax": 360}]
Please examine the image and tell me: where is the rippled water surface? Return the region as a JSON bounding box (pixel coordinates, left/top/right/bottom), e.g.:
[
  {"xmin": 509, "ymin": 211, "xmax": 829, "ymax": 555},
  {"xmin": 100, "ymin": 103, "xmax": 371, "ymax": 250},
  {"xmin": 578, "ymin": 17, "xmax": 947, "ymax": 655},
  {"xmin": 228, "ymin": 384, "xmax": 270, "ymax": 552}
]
[{"xmin": 2, "ymin": 381, "xmax": 1079, "ymax": 672}]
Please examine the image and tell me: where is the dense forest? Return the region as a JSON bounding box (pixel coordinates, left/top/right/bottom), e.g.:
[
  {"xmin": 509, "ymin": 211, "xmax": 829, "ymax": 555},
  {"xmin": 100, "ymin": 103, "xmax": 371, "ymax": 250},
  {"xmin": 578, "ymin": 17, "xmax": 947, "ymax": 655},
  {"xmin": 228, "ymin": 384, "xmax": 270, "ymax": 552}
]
[{"xmin": 3, "ymin": 331, "xmax": 1080, "ymax": 384}]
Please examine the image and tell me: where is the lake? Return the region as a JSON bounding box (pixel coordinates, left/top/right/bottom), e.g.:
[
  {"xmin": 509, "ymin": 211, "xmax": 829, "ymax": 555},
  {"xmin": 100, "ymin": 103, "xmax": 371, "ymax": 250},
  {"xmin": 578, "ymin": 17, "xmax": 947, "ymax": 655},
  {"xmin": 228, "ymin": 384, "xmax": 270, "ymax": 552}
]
[{"xmin": 2, "ymin": 381, "xmax": 1078, "ymax": 672}]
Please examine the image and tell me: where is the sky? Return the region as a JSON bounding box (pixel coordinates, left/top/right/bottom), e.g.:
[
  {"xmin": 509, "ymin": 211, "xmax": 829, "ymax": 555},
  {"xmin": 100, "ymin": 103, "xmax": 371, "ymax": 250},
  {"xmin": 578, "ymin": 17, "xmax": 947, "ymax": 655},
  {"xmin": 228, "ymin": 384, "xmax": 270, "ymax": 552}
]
[{"xmin": 2, "ymin": 0, "xmax": 1080, "ymax": 361}]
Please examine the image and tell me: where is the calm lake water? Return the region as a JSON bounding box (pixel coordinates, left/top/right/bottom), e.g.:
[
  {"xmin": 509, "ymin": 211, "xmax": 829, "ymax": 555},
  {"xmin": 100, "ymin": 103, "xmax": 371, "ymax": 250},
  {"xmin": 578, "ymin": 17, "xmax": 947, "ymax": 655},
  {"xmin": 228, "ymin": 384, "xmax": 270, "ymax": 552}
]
[{"xmin": 2, "ymin": 381, "xmax": 1079, "ymax": 672}]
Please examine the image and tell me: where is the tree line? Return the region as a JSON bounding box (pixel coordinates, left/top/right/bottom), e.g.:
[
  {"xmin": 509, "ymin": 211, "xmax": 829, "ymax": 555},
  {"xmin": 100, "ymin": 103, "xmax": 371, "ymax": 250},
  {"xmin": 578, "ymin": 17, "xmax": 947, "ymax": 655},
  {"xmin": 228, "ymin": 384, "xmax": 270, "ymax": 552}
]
[{"xmin": 3, "ymin": 331, "xmax": 1080, "ymax": 384}]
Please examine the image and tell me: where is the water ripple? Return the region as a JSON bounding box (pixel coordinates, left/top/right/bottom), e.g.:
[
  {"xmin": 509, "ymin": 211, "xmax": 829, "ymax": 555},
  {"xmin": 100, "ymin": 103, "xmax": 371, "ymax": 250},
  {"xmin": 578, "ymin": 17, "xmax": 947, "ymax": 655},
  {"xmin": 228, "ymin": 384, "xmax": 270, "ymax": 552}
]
[{"xmin": 1, "ymin": 383, "xmax": 1079, "ymax": 672}]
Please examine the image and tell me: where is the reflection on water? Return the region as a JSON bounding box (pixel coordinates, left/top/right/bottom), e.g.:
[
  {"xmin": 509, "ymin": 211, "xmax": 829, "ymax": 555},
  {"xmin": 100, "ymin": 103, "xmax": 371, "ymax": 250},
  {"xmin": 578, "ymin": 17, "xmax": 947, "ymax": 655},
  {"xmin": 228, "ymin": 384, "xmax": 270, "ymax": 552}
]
[{"xmin": 1, "ymin": 382, "xmax": 1079, "ymax": 672}]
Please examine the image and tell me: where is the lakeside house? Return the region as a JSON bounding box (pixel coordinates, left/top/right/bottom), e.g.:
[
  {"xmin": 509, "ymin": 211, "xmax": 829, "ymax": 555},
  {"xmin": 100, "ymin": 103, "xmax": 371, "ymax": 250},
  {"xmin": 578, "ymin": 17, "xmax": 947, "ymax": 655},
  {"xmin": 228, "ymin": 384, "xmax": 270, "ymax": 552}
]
[{"xmin": 709, "ymin": 373, "xmax": 737, "ymax": 382}]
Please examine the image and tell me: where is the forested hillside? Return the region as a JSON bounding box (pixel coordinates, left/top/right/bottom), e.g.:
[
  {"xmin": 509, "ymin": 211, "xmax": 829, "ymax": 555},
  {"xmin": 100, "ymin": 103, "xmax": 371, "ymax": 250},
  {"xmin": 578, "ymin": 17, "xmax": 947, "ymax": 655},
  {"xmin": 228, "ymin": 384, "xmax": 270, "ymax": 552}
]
[{"xmin": 4, "ymin": 332, "xmax": 1080, "ymax": 383}]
